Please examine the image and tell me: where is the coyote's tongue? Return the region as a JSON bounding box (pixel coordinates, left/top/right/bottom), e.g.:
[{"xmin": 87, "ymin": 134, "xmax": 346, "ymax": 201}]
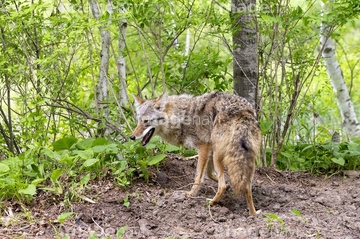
[{"xmin": 141, "ymin": 128, "xmax": 155, "ymax": 146}]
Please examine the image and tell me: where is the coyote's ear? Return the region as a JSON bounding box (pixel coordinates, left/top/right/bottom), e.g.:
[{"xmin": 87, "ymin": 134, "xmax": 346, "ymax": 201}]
[
  {"xmin": 133, "ymin": 94, "xmax": 145, "ymax": 107},
  {"xmin": 154, "ymin": 92, "xmax": 168, "ymax": 109}
]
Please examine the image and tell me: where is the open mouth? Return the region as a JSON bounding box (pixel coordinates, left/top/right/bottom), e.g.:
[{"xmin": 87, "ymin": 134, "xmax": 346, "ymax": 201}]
[{"xmin": 141, "ymin": 128, "xmax": 155, "ymax": 146}]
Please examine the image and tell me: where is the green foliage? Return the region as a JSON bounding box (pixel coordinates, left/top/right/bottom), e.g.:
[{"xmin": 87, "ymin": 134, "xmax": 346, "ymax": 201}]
[
  {"xmin": 57, "ymin": 212, "xmax": 75, "ymax": 223},
  {"xmin": 116, "ymin": 137, "xmax": 171, "ymax": 184},
  {"xmin": 273, "ymin": 140, "xmax": 360, "ymax": 173},
  {"xmin": 116, "ymin": 226, "xmax": 128, "ymax": 239},
  {"xmin": 0, "ymin": 136, "xmax": 169, "ymax": 202},
  {"xmin": 264, "ymin": 213, "xmax": 287, "ymax": 233},
  {"xmin": 264, "ymin": 213, "xmax": 284, "ymax": 225},
  {"xmin": 123, "ymin": 0, "xmax": 233, "ymax": 96},
  {"xmin": 290, "ymin": 209, "xmax": 306, "ymax": 223}
]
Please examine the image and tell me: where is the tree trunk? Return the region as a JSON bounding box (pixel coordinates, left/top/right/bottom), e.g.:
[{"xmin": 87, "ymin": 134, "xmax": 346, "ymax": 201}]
[
  {"xmin": 89, "ymin": 0, "xmax": 111, "ymax": 135},
  {"xmin": 118, "ymin": 6, "xmax": 128, "ymax": 108},
  {"xmin": 184, "ymin": 28, "xmax": 191, "ymax": 57},
  {"xmin": 231, "ymin": 0, "xmax": 258, "ymax": 107},
  {"xmin": 320, "ymin": 1, "xmax": 360, "ymax": 137}
]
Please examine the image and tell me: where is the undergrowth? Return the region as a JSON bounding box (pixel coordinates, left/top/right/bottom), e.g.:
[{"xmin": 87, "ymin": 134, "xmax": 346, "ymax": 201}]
[
  {"xmin": 0, "ymin": 136, "xmax": 183, "ymax": 204},
  {"xmin": 274, "ymin": 140, "xmax": 360, "ymax": 173},
  {"xmin": 0, "ymin": 135, "xmax": 359, "ymax": 204}
]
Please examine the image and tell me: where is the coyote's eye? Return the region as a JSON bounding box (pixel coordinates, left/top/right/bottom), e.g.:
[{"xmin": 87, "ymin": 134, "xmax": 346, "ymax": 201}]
[{"xmin": 143, "ymin": 119, "xmax": 149, "ymax": 124}]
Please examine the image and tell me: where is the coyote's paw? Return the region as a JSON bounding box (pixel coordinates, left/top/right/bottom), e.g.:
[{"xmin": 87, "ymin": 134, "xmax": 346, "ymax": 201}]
[
  {"xmin": 207, "ymin": 199, "xmax": 218, "ymax": 207},
  {"xmin": 185, "ymin": 190, "xmax": 196, "ymax": 197},
  {"xmin": 248, "ymin": 209, "xmax": 262, "ymax": 216},
  {"xmin": 186, "ymin": 185, "xmax": 200, "ymax": 197}
]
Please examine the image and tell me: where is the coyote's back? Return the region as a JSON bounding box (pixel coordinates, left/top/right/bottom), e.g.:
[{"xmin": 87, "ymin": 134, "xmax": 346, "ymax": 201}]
[{"xmin": 131, "ymin": 92, "xmax": 261, "ymax": 215}]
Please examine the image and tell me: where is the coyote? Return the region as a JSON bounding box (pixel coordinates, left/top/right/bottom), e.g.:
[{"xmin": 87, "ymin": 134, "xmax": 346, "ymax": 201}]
[{"xmin": 130, "ymin": 92, "xmax": 261, "ymax": 215}]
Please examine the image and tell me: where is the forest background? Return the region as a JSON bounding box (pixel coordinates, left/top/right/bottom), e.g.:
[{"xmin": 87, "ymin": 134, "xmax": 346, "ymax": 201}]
[{"xmin": 0, "ymin": 0, "xmax": 360, "ymax": 201}]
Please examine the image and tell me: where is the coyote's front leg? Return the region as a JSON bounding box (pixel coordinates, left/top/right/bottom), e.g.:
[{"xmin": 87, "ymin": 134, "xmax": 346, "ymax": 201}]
[{"xmin": 186, "ymin": 143, "xmax": 211, "ymax": 197}]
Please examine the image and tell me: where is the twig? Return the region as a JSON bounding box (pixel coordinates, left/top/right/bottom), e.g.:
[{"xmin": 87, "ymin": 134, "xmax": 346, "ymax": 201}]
[
  {"xmin": 326, "ymin": 171, "xmax": 341, "ymax": 179},
  {"xmin": 265, "ymin": 173, "xmax": 275, "ymax": 184},
  {"xmin": 92, "ymin": 217, "xmax": 105, "ymax": 235},
  {"xmin": 207, "ymin": 203, "xmax": 219, "ymax": 223},
  {"xmin": 168, "ymin": 174, "xmax": 190, "ymax": 179},
  {"xmin": 176, "ymin": 183, "xmax": 194, "ymax": 190},
  {"xmin": 207, "ymin": 185, "xmax": 217, "ymax": 194},
  {"xmin": 185, "ymin": 155, "xmax": 198, "ymax": 161}
]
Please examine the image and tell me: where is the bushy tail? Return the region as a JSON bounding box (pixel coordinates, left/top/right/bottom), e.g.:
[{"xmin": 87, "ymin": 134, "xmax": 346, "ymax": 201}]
[{"xmin": 224, "ymin": 122, "xmax": 261, "ymax": 198}]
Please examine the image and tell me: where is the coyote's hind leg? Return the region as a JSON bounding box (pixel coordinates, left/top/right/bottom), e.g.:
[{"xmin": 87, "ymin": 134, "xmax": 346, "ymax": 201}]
[
  {"xmin": 206, "ymin": 155, "xmax": 219, "ymax": 182},
  {"xmin": 209, "ymin": 153, "xmax": 226, "ymax": 206}
]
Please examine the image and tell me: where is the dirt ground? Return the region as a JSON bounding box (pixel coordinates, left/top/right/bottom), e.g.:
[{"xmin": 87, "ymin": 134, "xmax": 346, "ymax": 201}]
[{"xmin": 1, "ymin": 154, "xmax": 360, "ymax": 239}]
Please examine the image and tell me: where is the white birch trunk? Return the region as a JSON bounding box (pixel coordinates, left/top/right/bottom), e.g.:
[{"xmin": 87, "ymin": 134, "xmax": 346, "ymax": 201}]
[
  {"xmin": 118, "ymin": 6, "xmax": 128, "ymax": 107},
  {"xmin": 184, "ymin": 28, "xmax": 191, "ymax": 57},
  {"xmin": 181, "ymin": 28, "xmax": 191, "ymax": 71},
  {"xmin": 320, "ymin": 1, "xmax": 360, "ymax": 137},
  {"xmin": 89, "ymin": 0, "xmax": 111, "ymax": 120}
]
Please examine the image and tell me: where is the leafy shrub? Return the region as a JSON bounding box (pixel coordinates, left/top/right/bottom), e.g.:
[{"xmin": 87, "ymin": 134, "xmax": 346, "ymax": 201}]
[
  {"xmin": 0, "ymin": 136, "xmax": 175, "ymax": 203},
  {"xmin": 272, "ymin": 140, "xmax": 360, "ymax": 173}
]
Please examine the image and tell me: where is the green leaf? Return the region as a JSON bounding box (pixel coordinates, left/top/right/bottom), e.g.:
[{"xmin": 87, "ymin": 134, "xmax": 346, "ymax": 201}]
[
  {"xmin": 32, "ymin": 178, "xmax": 45, "ymax": 185},
  {"xmin": 89, "ymin": 232, "xmax": 99, "ymax": 239},
  {"xmin": 53, "ymin": 137, "xmax": 78, "ymax": 151},
  {"xmin": 297, "ymin": 158, "xmax": 305, "ymax": 163},
  {"xmin": 18, "ymin": 184, "xmax": 37, "ymax": 196},
  {"xmin": 290, "ymin": 209, "xmax": 302, "ymax": 217},
  {"xmin": 301, "ymin": 145, "xmax": 314, "ymax": 153},
  {"xmin": 280, "ymin": 151, "xmax": 292, "ymax": 158},
  {"xmin": 114, "ymin": 160, "xmax": 128, "ymax": 175},
  {"xmin": 57, "ymin": 212, "xmax": 74, "ymax": 223},
  {"xmin": 265, "ymin": 213, "xmax": 284, "ymax": 223},
  {"xmin": 80, "ymin": 173, "xmax": 91, "ymax": 186},
  {"xmin": 75, "ymin": 149, "xmax": 94, "ymax": 159},
  {"xmin": 145, "ymin": 143, "xmax": 157, "ymax": 149},
  {"xmin": 182, "ymin": 149, "xmax": 197, "ymax": 157},
  {"xmin": 165, "ymin": 144, "xmax": 180, "ymax": 152},
  {"xmin": 92, "ymin": 138, "xmax": 109, "ymax": 146},
  {"xmin": 330, "ymin": 157, "xmax": 345, "ymax": 166},
  {"xmin": 259, "ymin": 119, "xmax": 273, "ymax": 135},
  {"xmin": 91, "ymin": 145, "xmax": 108, "ymax": 153},
  {"xmin": 83, "ymin": 158, "xmax": 99, "ymax": 167},
  {"xmin": 116, "ymin": 226, "xmax": 128, "ymax": 238},
  {"xmin": 260, "ymin": 14, "xmax": 282, "ymax": 23},
  {"xmin": 0, "ymin": 163, "xmax": 10, "ymax": 173},
  {"xmin": 91, "ymin": 144, "xmax": 118, "ymax": 154},
  {"xmin": 51, "ymin": 169, "xmax": 64, "ymax": 181},
  {"xmin": 40, "ymin": 187, "xmax": 57, "ymax": 192},
  {"xmin": 75, "ymin": 138, "xmax": 95, "ymax": 150},
  {"xmin": 41, "ymin": 148, "xmax": 60, "ymax": 160},
  {"xmin": 147, "ymin": 154, "xmax": 167, "ymax": 166}
]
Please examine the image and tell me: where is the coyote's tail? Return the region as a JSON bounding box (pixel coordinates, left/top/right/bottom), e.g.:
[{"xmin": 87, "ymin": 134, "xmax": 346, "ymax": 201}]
[{"xmin": 225, "ymin": 122, "xmax": 261, "ymax": 198}]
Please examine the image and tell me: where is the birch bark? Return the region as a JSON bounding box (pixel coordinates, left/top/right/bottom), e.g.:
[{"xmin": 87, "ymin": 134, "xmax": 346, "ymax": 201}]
[
  {"xmin": 117, "ymin": 6, "xmax": 128, "ymax": 108},
  {"xmin": 89, "ymin": 0, "xmax": 111, "ymax": 122},
  {"xmin": 320, "ymin": 1, "xmax": 360, "ymax": 137}
]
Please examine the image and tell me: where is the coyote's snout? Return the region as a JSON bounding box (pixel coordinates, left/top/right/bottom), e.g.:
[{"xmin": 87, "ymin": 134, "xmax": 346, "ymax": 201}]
[
  {"xmin": 129, "ymin": 124, "xmax": 155, "ymax": 146},
  {"xmin": 131, "ymin": 92, "xmax": 261, "ymax": 215}
]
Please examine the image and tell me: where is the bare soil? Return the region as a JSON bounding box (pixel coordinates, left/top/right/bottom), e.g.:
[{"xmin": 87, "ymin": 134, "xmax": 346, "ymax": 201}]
[{"xmin": 1, "ymin": 155, "xmax": 360, "ymax": 239}]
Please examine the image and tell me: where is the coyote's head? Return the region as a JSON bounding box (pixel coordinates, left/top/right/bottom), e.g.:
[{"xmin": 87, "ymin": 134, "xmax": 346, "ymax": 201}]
[{"xmin": 130, "ymin": 93, "xmax": 168, "ymax": 146}]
